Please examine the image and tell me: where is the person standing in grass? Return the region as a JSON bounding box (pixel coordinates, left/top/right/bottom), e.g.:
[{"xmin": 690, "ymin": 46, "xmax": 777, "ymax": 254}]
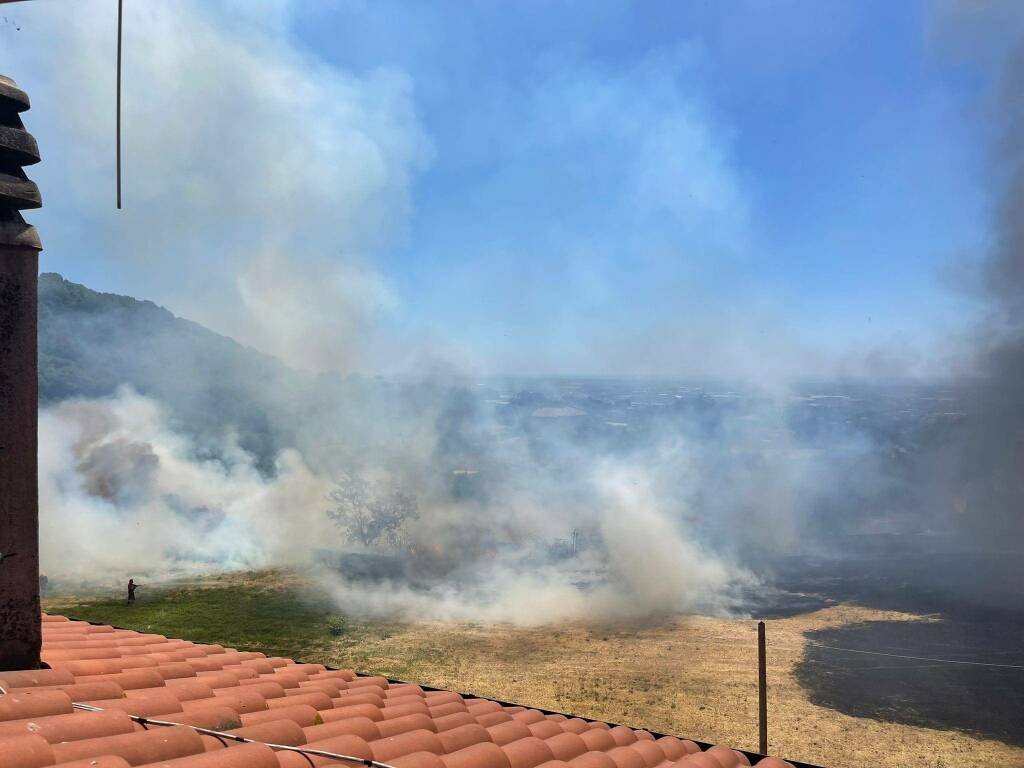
[{"xmin": 127, "ymin": 578, "xmax": 140, "ymax": 606}]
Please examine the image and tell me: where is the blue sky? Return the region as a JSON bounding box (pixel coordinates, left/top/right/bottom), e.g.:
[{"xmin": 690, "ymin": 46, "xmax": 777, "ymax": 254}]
[{"xmin": 1, "ymin": 1, "xmax": 1001, "ymax": 378}]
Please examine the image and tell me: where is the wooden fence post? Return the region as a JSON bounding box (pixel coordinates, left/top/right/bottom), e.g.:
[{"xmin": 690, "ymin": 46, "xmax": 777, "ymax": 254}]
[{"xmin": 758, "ymin": 620, "xmax": 768, "ymax": 755}]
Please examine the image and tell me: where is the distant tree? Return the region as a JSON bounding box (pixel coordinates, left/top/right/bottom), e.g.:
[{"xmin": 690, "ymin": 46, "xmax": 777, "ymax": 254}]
[{"xmin": 327, "ymin": 473, "xmax": 418, "ymax": 549}]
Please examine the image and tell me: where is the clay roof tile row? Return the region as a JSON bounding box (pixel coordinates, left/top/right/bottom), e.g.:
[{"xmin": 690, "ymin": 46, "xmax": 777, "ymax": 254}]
[{"xmin": 0, "ymin": 614, "xmax": 807, "ymax": 768}]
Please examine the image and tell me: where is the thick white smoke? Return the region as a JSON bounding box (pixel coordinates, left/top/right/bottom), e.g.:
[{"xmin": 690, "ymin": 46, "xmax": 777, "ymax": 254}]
[
  {"xmin": 322, "ymin": 460, "xmax": 753, "ymax": 625},
  {"xmin": 12, "ymin": 0, "xmax": 934, "ymax": 624},
  {"xmin": 6, "ymin": 0, "xmax": 762, "ymax": 622},
  {"xmin": 38, "ymin": 384, "xmax": 760, "ymax": 623},
  {"xmin": 39, "ymin": 387, "xmax": 335, "ymax": 580}
]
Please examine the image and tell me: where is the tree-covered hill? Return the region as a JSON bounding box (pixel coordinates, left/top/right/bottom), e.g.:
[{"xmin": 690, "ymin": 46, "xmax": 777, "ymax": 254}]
[{"xmin": 38, "ymin": 273, "xmax": 300, "ymax": 472}]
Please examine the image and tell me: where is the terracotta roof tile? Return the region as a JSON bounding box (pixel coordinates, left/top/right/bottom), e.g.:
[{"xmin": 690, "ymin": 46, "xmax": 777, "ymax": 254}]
[
  {"xmin": 324, "ymin": 701, "xmax": 386, "ymax": 723},
  {"xmin": 267, "ymin": 690, "xmax": 333, "ymax": 711},
  {"xmin": 75, "ymin": 669, "xmax": 166, "ymax": 690},
  {"xmin": 580, "ymin": 728, "xmax": 618, "ymax": 752},
  {"xmin": 371, "ymin": 729, "xmax": 445, "ymax": 762},
  {"xmin": 159, "ymin": 680, "xmax": 216, "ymax": 702},
  {"xmin": 0, "ymin": 668, "xmax": 76, "ymax": 688},
  {"xmin": 225, "ymin": 680, "xmax": 285, "ymax": 700},
  {"xmin": 441, "ymin": 740, "xmax": 510, "ymax": 768},
  {"xmin": 240, "ymin": 703, "xmax": 319, "ymax": 728},
  {"xmin": 630, "ymin": 740, "xmax": 668, "ymax": 766},
  {"xmin": 0, "ymin": 688, "xmax": 74, "ymax": 721},
  {"xmin": 545, "ymin": 731, "xmax": 588, "ymax": 761},
  {"xmin": 435, "ymin": 722, "xmax": 489, "ymax": 753},
  {"xmin": 141, "ymin": 742, "xmax": 280, "ymax": 768},
  {"xmin": 678, "ymin": 753, "xmax": 723, "ymax": 768},
  {"xmin": 337, "ymin": 691, "xmax": 386, "ymax": 708},
  {"xmin": 377, "ymin": 713, "xmax": 438, "ymax": 738},
  {"xmin": 477, "ymin": 710, "xmax": 515, "ymax": 728},
  {"xmin": 0, "ymin": 615, "xmax": 808, "ymax": 768},
  {"xmin": 390, "ymin": 753, "xmax": 446, "ymax": 768},
  {"xmin": 0, "ymin": 707, "xmax": 135, "ymax": 743},
  {"xmin": 706, "ymin": 744, "xmax": 751, "ymax": 767},
  {"xmin": 226, "ymin": 719, "xmax": 307, "ymax": 746},
  {"xmin": 165, "ymin": 708, "xmax": 236, "ymax": 730},
  {"xmin": 84, "ymin": 691, "xmax": 183, "ymax": 717},
  {"xmin": 568, "ymin": 753, "xmax": 617, "ymax": 768},
  {"xmin": 603, "ymin": 745, "xmax": 647, "ymax": 768},
  {"xmin": 559, "ymin": 718, "xmax": 591, "ymax": 735},
  {"xmin": 502, "ymin": 733, "xmax": 555, "ymax": 767},
  {"xmin": 528, "ymin": 720, "xmax": 564, "ymax": 740},
  {"xmin": 186, "ymin": 673, "xmax": 235, "ymax": 691},
  {"xmin": 6, "ymin": 733, "xmax": 57, "ymax": 768},
  {"xmin": 283, "ymin": 733, "xmax": 373, "ymax": 767},
  {"xmin": 303, "ymin": 714, "xmax": 380, "ymax": 742},
  {"xmin": 382, "ymin": 702, "xmax": 432, "ymax": 720},
  {"xmin": 488, "ymin": 719, "xmax": 534, "ymax": 746},
  {"xmin": 50, "ymin": 756, "xmax": 132, "ymax": 768},
  {"xmin": 48, "ymin": 724, "xmax": 204, "ymax": 764},
  {"xmin": 432, "ymin": 711, "xmax": 476, "ymax": 732}
]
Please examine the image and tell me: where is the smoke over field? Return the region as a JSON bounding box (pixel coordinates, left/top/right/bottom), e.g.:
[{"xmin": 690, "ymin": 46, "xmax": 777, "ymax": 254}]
[
  {"xmin": 38, "ymin": 375, "xmax": 767, "ymax": 623},
  {"xmin": 33, "ymin": 270, "xmax": 900, "ymax": 623},
  {"xmin": 36, "ymin": 357, "xmax": 922, "ymax": 624},
  {"xmin": 39, "ymin": 387, "xmax": 335, "ymax": 576},
  {"xmin": 9, "ymin": 0, "xmax": 1024, "ymax": 626}
]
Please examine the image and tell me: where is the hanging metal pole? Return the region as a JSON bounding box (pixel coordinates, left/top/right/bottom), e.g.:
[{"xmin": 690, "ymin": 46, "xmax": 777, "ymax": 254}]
[
  {"xmin": 758, "ymin": 620, "xmax": 768, "ymax": 755},
  {"xmin": 116, "ymin": 0, "xmax": 123, "ymax": 209}
]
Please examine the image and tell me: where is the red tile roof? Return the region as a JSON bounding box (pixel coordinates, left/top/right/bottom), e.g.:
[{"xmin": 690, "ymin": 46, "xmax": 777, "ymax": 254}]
[{"xmin": 0, "ymin": 614, "xmax": 807, "ymax": 768}]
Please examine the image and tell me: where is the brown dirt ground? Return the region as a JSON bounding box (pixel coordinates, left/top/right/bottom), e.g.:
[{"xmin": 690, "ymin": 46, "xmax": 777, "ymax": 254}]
[{"xmin": 305, "ymin": 604, "xmax": 1023, "ymax": 768}]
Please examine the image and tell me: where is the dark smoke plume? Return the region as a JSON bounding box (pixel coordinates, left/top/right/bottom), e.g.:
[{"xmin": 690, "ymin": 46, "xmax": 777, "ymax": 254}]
[
  {"xmin": 945, "ymin": 13, "xmax": 1024, "ymax": 548},
  {"xmin": 901, "ymin": 5, "xmax": 1024, "ymax": 611}
]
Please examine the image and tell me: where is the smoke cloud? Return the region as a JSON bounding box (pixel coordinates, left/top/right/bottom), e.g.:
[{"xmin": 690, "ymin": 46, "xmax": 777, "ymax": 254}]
[
  {"xmin": 2, "ymin": 0, "xmax": 427, "ymax": 374},
  {"xmin": 37, "ymin": 383, "xmax": 763, "ymax": 623},
  {"xmin": 39, "ymin": 387, "xmax": 336, "ymax": 577},
  {"xmin": 13, "ymin": 0, "xmax": 1024, "ymax": 626},
  {"xmin": 38, "ymin": 369, "xmax": 896, "ymax": 623},
  {"xmin": 6, "ymin": 0, "xmax": 769, "ymax": 622},
  {"xmin": 916, "ymin": 3, "xmax": 1024, "ymax": 557}
]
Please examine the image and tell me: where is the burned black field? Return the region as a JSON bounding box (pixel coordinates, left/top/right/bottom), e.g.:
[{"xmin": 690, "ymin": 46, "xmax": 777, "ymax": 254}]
[
  {"xmin": 797, "ymin": 615, "xmax": 1024, "ymax": 746},
  {"xmin": 777, "ymin": 552, "xmax": 1024, "ymax": 746}
]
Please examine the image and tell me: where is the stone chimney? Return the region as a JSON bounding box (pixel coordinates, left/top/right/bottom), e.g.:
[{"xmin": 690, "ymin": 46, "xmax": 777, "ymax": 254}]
[{"xmin": 0, "ymin": 74, "xmax": 43, "ymax": 671}]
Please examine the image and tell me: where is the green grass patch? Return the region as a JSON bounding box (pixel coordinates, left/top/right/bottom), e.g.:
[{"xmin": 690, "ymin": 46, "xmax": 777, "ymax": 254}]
[
  {"xmin": 43, "ymin": 570, "xmax": 456, "ymax": 682},
  {"xmin": 44, "ymin": 570, "xmax": 345, "ymax": 660}
]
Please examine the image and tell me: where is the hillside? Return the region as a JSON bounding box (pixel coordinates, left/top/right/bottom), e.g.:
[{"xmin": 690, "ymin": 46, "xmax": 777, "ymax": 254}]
[{"xmin": 38, "ymin": 273, "xmax": 300, "ymax": 473}]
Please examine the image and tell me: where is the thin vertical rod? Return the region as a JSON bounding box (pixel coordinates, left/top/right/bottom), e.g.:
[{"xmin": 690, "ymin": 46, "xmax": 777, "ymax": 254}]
[
  {"xmin": 757, "ymin": 620, "xmax": 768, "ymax": 755},
  {"xmin": 116, "ymin": 0, "xmax": 122, "ymax": 209}
]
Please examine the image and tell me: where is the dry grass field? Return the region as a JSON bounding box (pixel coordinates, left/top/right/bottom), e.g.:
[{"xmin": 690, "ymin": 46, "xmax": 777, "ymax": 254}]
[{"xmin": 45, "ymin": 571, "xmax": 1024, "ymax": 768}]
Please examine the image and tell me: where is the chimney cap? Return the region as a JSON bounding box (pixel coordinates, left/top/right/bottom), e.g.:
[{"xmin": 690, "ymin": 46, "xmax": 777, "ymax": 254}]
[
  {"xmin": 0, "ymin": 75, "xmax": 30, "ymax": 113},
  {"xmin": 0, "ymin": 169, "xmax": 41, "ymax": 210},
  {"xmin": 0, "ymin": 216, "xmax": 41, "ymax": 251},
  {"xmin": 0, "ymin": 73, "xmax": 41, "ymax": 250}
]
